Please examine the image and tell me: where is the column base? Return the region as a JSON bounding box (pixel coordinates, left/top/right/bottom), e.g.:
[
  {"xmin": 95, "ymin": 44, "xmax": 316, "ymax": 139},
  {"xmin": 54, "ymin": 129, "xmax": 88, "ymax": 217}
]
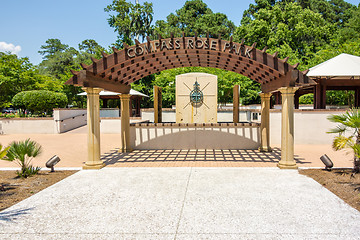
[
  {"xmin": 118, "ymin": 148, "xmax": 133, "ymax": 153},
  {"xmin": 259, "ymin": 146, "xmax": 272, "ymax": 152},
  {"xmin": 83, "ymin": 161, "xmax": 106, "ymax": 170},
  {"xmin": 277, "ymin": 161, "xmax": 298, "ymax": 169}
]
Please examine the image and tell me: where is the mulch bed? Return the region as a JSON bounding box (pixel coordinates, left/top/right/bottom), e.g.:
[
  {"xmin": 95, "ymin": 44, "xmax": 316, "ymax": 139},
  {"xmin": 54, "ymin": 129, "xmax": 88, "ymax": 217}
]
[
  {"xmin": 0, "ymin": 170, "xmax": 77, "ymax": 211},
  {"xmin": 300, "ymin": 169, "xmax": 360, "ymax": 212}
]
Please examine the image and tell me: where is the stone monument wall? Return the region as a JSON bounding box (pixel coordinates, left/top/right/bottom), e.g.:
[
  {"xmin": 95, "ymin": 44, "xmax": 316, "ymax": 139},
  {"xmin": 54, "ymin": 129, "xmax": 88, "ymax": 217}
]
[{"xmin": 176, "ymin": 72, "xmax": 217, "ymax": 123}]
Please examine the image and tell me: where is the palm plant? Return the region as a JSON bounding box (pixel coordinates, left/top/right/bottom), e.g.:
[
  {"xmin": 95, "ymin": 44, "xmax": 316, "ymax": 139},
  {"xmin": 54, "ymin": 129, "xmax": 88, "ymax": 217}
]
[
  {"xmin": 0, "ymin": 144, "xmax": 10, "ymax": 190},
  {"xmin": 0, "ymin": 144, "xmax": 10, "ymax": 160},
  {"xmin": 327, "ymin": 108, "xmax": 360, "ymax": 173},
  {"xmin": 5, "ymin": 139, "xmax": 42, "ymax": 178}
]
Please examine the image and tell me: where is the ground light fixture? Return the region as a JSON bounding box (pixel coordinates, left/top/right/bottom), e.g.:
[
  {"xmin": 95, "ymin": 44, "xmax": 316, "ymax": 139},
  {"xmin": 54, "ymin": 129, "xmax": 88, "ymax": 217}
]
[
  {"xmin": 46, "ymin": 155, "xmax": 61, "ymax": 172},
  {"xmin": 320, "ymin": 154, "xmax": 333, "ymax": 171}
]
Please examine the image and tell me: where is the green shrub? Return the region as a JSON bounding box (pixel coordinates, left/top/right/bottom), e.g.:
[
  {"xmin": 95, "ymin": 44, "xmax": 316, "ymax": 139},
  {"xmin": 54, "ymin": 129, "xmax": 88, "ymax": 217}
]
[
  {"xmin": 299, "ymin": 93, "xmax": 314, "ymax": 104},
  {"xmin": 13, "ymin": 90, "xmax": 67, "ymax": 115},
  {"xmin": 12, "ymin": 91, "xmax": 27, "ymax": 110},
  {"xmin": 5, "ymin": 139, "xmax": 42, "ymax": 178}
]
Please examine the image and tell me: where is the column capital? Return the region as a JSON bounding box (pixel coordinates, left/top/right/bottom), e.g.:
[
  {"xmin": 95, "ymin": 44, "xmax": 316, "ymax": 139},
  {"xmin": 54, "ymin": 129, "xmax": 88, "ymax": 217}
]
[
  {"xmin": 119, "ymin": 93, "xmax": 131, "ymax": 101},
  {"xmin": 82, "ymin": 87, "xmax": 103, "ymax": 95},
  {"xmin": 278, "ymin": 87, "xmax": 299, "ymax": 95},
  {"xmin": 259, "ymin": 92, "xmax": 272, "ymax": 99}
]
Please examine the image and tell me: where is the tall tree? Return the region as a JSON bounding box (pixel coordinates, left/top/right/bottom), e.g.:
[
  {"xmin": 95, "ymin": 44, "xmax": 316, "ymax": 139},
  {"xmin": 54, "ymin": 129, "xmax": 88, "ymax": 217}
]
[
  {"xmin": 153, "ymin": 0, "xmax": 235, "ymax": 39},
  {"xmin": 234, "ymin": 2, "xmax": 334, "ymax": 64},
  {"xmin": 78, "ymin": 39, "xmax": 105, "ymax": 55},
  {"xmin": 38, "ymin": 39, "xmax": 68, "ymax": 60},
  {"xmin": 105, "ymin": 0, "xmax": 154, "ymax": 48},
  {"xmin": 0, "ymin": 52, "xmax": 59, "ymax": 108}
]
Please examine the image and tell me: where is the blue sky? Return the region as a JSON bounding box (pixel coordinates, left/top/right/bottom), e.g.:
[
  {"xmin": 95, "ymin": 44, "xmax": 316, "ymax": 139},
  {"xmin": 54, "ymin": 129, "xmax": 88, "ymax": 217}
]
[{"xmin": 1, "ymin": 0, "xmax": 359, "ymax": 65}]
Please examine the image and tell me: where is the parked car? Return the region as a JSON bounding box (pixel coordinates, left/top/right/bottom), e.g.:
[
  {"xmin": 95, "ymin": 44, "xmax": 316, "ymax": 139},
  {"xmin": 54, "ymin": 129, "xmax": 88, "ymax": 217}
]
[{"xmin": 1, "ymin": 108, "xmax": 15, "ymax": 113}]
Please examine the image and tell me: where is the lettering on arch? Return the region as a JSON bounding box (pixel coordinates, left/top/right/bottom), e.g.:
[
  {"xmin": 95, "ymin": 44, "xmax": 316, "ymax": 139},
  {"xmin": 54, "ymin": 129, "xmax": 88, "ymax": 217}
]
[{"xmin": 125, "ymin": 37, "xmax": 254, "ymax": 59}]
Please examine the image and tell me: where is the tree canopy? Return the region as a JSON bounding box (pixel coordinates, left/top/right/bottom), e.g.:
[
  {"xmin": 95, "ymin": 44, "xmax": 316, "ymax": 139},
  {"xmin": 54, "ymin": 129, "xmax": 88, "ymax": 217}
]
[
  {"xmin": 105, "ymin": 0, "xmax": 154, "ymax": 48},
  {"xmin": 153, "ymin": 0, "xmax": 235, "ymax": 39},
  {"xmin": 1, "ymin": 0, "xmax": 360, "ymax": 111}
]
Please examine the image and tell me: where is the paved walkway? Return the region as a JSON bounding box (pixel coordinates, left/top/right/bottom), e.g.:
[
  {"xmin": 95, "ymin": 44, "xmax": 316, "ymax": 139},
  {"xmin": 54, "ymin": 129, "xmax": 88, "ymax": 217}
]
[
  {"xmin": 0, "ymin": 133, "xmax": 354, "ymax": 168},
  {"xmin": 0, "ymin": 168, "xmax": 359, "ymax": 239}
]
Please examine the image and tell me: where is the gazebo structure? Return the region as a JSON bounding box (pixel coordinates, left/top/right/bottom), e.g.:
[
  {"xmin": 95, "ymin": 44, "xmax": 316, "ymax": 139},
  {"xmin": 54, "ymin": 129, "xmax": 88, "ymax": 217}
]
[
  {"xmin": 307, "ymin": 53, "xmax": 360, "ymax": 109},
  {"xmin": 78, "ymin": 89, "xmax": 149, "ymax": 117},
  {"xmin": 66, "ymin": 35, "xmax": 315, "ymax": 170}
]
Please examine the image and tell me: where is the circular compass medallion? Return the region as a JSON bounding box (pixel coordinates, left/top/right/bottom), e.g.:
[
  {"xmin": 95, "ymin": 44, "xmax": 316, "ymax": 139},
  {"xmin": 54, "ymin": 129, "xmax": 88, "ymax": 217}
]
[{"xmin": 190, "ymin": 81, "xmax": 203, "ymax": 106}]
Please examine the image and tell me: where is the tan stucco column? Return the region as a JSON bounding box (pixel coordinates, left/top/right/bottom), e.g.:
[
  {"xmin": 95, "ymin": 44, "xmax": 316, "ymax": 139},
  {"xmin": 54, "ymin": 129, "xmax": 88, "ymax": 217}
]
[
  {"xmin": 83, "ymin": 87, "xmax": 105, "ymax": 170},
  {"xmin": 278, "ymin": 87, "xmax": 299, "ymax": 169},
  {"xmin": 259, "ymin": 92, "xmax": 272, "ymax": 152},
  {"xmin": 119, "ymin": 94, "xmax": 132, "ymax": 153}
]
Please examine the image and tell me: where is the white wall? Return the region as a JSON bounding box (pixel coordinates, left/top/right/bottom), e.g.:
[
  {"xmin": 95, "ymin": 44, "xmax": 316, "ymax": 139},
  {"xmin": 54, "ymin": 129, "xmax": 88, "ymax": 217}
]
[
  {"xmin": 269, "ymin": 110, "xmax": 345, "ymax": 145},
  {"xmin": 53, "ymin": 109, "xmax": 87, "ymax": 133},
  {"xmin": 100, "ymin": 109, "xmax": 120, "ymax": 118},
  {"xmin": 130, "ymin": 124, "xmax": 260, "ymax": 150},
  {"xmin": 0, "ymin": 118, "xmax": 55, "ymax": 134},
  {"xmin": 141, "ymin": 110, "xmax": 253, "ymax": 123}
]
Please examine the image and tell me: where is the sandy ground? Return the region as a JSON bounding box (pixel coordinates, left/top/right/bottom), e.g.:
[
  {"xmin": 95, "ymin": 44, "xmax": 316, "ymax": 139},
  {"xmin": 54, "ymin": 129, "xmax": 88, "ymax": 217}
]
[{"xmin": 0, "ymin": 129, "xmax": 354, "ymax": 168}]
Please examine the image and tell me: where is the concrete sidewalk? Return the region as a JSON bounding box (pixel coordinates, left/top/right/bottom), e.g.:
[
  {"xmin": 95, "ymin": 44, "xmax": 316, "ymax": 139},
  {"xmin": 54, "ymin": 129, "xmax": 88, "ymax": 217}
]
[{"xmin": 0, "ymin": 168, "xmax": 359, "ymax": 239}]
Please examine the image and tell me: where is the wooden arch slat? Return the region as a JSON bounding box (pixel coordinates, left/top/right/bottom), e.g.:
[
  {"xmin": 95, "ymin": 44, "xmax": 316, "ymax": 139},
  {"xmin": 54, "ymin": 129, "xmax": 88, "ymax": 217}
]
[{"xmin": 66, "ymin": 36, "xmax": 314, "ymax": 93}]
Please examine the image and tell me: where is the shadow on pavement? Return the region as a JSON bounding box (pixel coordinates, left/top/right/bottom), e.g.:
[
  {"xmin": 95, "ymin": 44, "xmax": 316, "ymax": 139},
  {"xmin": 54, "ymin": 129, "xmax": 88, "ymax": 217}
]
[
  {"xmin": 101, "ymin": 147, "xmax": 309, "ymax": 166},
  {"xmin": 0, "ymin": 207, "xmax": 34, "ymax": 223}
]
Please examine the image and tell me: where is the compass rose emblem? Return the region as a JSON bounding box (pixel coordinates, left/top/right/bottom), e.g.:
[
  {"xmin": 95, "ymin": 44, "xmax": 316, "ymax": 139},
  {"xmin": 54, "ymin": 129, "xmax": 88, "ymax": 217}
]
[
  {"xmin": 190, "ymin": 80, "xmax": 203, "ymax": 107},
  {"xmin": 182, "ymin": 78, "xmax": 211, "ymax": 114}
]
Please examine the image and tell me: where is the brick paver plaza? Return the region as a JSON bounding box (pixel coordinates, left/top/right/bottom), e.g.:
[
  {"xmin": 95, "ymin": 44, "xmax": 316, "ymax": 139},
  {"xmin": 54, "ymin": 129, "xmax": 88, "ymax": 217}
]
[{"xmin": 0, "ymin": 131, "xmax": 353, "ymax": 169}]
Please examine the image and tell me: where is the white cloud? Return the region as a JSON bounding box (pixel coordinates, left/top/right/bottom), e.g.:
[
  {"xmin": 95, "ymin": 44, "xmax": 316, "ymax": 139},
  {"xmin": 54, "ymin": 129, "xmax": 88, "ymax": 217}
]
[{"xmin": 0, "ymin": 41, "xmax": 22, "ymax": 55}]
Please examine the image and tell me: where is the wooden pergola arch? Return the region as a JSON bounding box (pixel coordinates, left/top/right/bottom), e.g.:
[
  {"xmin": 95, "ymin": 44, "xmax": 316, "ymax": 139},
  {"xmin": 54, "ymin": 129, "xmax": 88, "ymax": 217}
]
[{"xmin": 66, "ymin": 35, "xmax": 315, "ymax": 170}]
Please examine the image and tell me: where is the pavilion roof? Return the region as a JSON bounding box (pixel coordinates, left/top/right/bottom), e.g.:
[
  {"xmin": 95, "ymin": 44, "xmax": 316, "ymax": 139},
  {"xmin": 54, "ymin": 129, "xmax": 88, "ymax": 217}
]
[
  {"xmin": 78, "ymin": 89, "xmax": 149, "ymax": 98},
  {"xmin": 307, "ymin": 53, "xmax": 360, "ymax": 79}
]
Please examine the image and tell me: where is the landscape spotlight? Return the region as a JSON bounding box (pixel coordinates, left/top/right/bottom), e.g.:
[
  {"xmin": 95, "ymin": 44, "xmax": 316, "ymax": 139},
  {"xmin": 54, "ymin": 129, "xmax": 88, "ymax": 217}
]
[
  {"xmin": 46, "ymin": 155, "xmax": 61, "ymax": 172},
  {"xmin": 320, "ymin": 154, "xmax": 333, "ymax": 171}
]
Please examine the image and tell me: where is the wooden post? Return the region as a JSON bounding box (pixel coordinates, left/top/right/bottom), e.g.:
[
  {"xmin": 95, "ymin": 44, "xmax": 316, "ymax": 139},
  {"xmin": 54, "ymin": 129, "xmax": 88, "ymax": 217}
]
[
  {"xmin": 103, "ymin": 99, "xmax": 108, "ymax": 108},
  {"xmin": 129, "ymin": 96, "xmax": 133, "ymax": 117},
  {"xmin": 154, "ymin": 86, "xmax": 162, "ymax": 123},
  {"xmin": 315, "ymin": 83, "xmax": 321, "ymax": 109},
  {"xmin": 355, "ymin": 88, "xmax": 360, "ymax": 108},
  {"xmin": 294, "ymin": 91, "xmax": 300, "ymax": 109},
  {"xmin": 321, "ymin": 82, "xmax": 327, "ymax": 109},
  {"xmin": 233, "ymin": 85, "xmax": 240, "ymax": 123}
]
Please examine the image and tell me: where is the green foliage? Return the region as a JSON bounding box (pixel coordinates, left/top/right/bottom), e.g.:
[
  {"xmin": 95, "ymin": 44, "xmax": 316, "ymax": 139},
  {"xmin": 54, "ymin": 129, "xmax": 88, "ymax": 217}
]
[
  {"xmin": 0, "ymin": 52, "xmax": 59, "ymax": 109},
  {"xmin": 37, "ymin": 38, "xmax": 107, "ymax": 107},
  {"xmin": 38, "ymin": 39, "xmax": 69, "ymax": 60},
  {"xmin": 5, "ymin": 139, "xmax": 42, "ymax": 178},
  {"xmin": 131, "ymin": 75, "xmax": 155, "ymax": 108},
  {"xmin": 149, "ymin": 67, "xmax": 260, "ymax": 108},
  {"xmin": 13, "ymin": 90, "xmax": 67, "ymax": 114},
  {"xmin": 153, "ymin": 0, "xmax": 235, "ymax": 39},
  {"xmin": 299, "ymin": 93, "xmax": 313, "ymax": 104},
  {"xmin": 327, "ymin": 108, "xmax": 360, "ymax": 172},
  {"xmin": 105, "ymin": 0, "xmax": 154, "ymax": 47},
  {"xmin": 15, "ymin": 166, "xmax": 41, "ymax": 178},
  {"xmin": 0, "ymin": 144, "xmax": 10, "ymax": 160},
  {"xmin": 12, "ymin": 91, "xmax": 27, "ymax": 110},
  {"xmin": 234, "ymin": 2, "xmax": 334, "ymax": 63},
  {"xmin": 78, "ymin": 39, "xmax": 105, "ymax": 56}
]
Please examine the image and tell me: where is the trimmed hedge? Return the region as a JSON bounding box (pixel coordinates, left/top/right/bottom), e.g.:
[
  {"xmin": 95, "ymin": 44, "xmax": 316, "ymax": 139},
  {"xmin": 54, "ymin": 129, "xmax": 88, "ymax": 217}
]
[{"xmin": 12, "ymin": 90, "xmax": 67, "ymax": 114}]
